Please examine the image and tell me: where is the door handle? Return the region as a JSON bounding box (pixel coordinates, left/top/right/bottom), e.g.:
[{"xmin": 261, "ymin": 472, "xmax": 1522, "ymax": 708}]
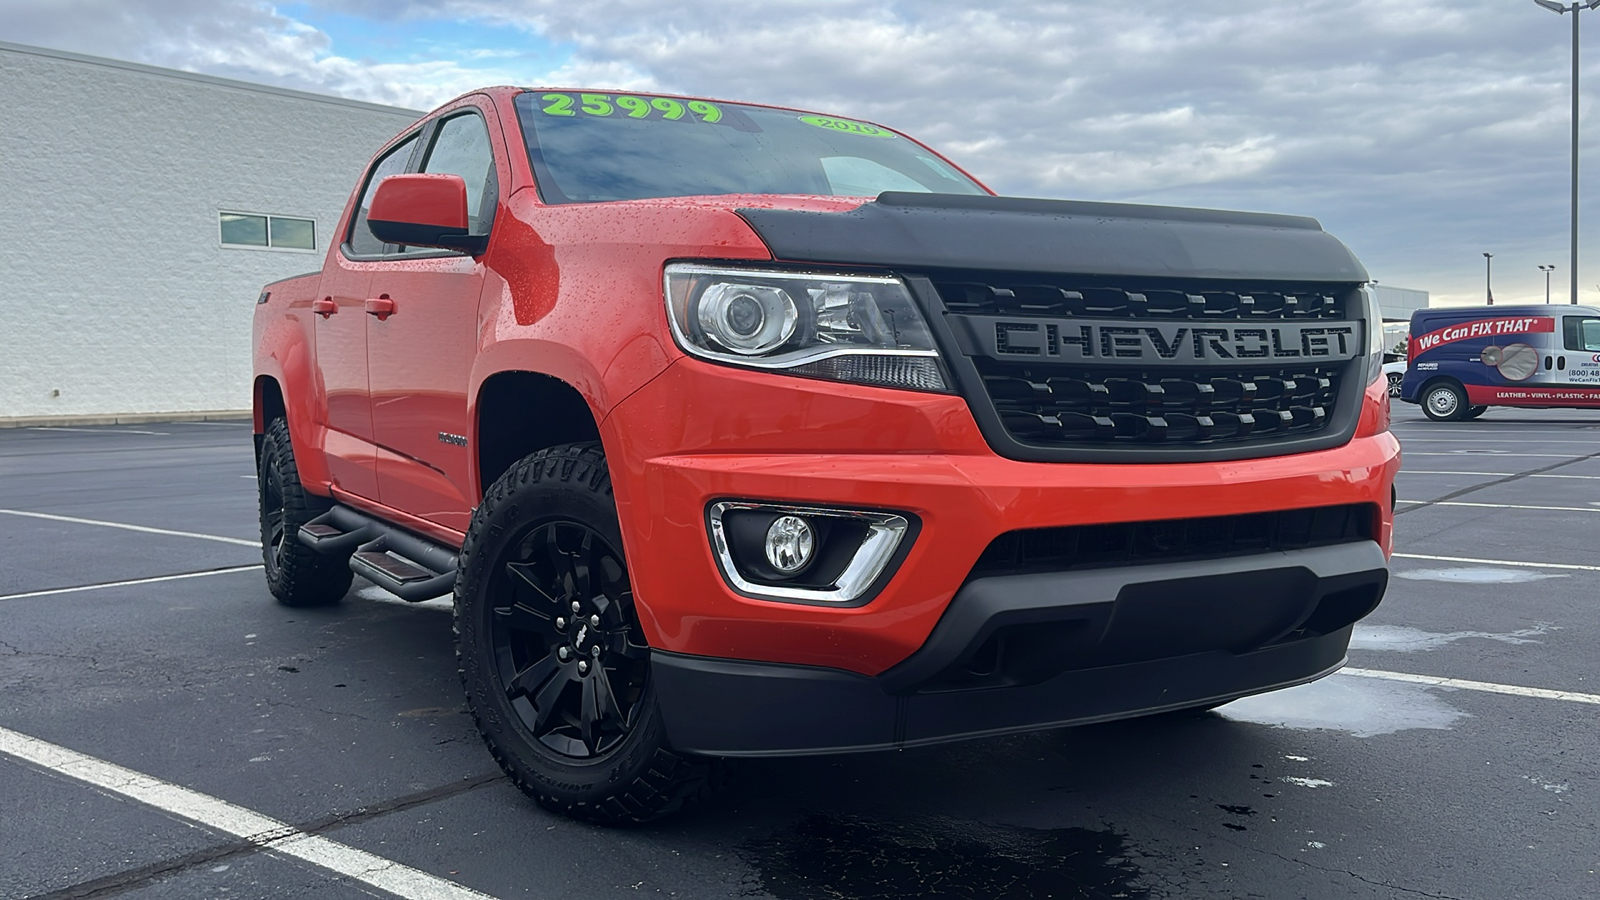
[
  {"xmin": 312, "ymin": 297, "xmax": 336, "ymax": 318},
  {"xmin": 364, "ymin": 296, "xmax": 396, "ymax": 321}
]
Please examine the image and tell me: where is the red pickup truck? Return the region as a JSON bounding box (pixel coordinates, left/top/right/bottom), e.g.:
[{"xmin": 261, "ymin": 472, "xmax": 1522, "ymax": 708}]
[{"xmin": 252, "ymin": 86, "xmax": 1399, "ymax": 824}]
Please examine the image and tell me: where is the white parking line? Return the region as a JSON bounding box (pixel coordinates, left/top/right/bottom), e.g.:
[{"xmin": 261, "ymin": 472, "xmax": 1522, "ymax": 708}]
[
  {"xmin": 1400, "ymin": 471, "xmax": 1600, "ymax": 480},
  {"xmin": 1408, "ymin": 448, "xmax": 1580, "ymax": 454},
  {"xmin": 0, "ymin": 509, "xmax": 257, "ymax": 547},
  {"xmin": 1341, "ymin": 668, "xmax": 1600, "ymax": 706},
  {"xmin": 1395, "ymin": 438, "xmax": 1600, "ymax": 444},
  {"xmin": 0, "ymin": 565, "xmax": 263, "ymax": 602},
  {"xmin": 28, "ymin": 426, "xmax": 170, "ymax": 436},
  {"xmin": 0, "ymin": 726, "xmax": 497, "ymax": 900},
  {"xmin": 1392, "ymin": 552, "xmax": 1600, "ymax": 572},
  {"xmin": 1396, "ymin": 500, "xmax": 1600, "ymax": 514}
]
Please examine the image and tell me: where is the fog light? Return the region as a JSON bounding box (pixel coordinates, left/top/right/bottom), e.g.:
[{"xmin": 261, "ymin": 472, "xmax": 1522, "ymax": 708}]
[{"xmin": 764, "ymin": 515, "xmax": 815, "ymax": 573}]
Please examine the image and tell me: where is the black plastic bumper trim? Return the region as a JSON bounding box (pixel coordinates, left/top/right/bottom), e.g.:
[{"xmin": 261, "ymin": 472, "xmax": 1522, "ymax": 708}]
[
  {"xmin": 652, "ymin": 632, "xmax": 1352, "ymax": 757},
  {"xmin": 880, "ymin": 540, "xmax": 1386, "ymax": 692},
  {"xmin": 651, "ymin": 541, "xmax": 1386, "ymax": 757}
]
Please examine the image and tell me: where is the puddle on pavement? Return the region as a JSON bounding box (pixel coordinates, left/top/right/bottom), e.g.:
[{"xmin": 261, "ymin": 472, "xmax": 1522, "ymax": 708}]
[
  {"xmin": 1394, "ymin": 567, "xmax": 1565, "ymax": 584},
  {"xmin": 1218, "ymin": 674, "xmax": 1469, "ymax": 737},
  {"xmin": 1350, "ymin": 623, "xmax": 1553, "ymax": 652},
  {"xmin": 740, "ymin": 813, "xmax": 1145, "ymax": 899}
]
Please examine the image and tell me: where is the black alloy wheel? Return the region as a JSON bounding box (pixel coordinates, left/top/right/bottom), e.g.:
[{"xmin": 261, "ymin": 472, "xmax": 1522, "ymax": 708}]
[
  {"xmin": 491, "ymin": 520, "xmax": 649, "ymax": 759},
  {"xmin": 258, "ymin": 417, "xmax": 352, "ymax": 606},
  {"xmin": 1386, "ymin": 372, "xmax": 1403, "ymax": 399},
  {"xmin": 261, "ymin": 458, "xmax": 289, "ymax": 578},
  {"xmin": 456, "ymin": 442, "xmax": 727, "ymax": 825}
]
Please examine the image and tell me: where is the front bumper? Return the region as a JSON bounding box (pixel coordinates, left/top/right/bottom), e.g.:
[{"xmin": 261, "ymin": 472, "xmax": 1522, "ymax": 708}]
[
  {"xmin": 653, "ymin": 542, "xmax": 1385, "ymax": 756},
  {"xmin": 605, "ymin": 358, "xmax": 1400, "ymax": 676}
]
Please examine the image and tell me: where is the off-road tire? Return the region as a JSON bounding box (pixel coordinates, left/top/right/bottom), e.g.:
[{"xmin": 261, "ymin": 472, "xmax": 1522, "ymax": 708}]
[
  {"xmin": 258, "ymin": 417, "xmax": 353, "ymax": 607},
  {"xmin": 1421, "ymin": 381, "xmax": 1467, "ymax": 422},
  {"xmin": 455, "ymin": 442, "xmax": 728, "ymax": 826}
]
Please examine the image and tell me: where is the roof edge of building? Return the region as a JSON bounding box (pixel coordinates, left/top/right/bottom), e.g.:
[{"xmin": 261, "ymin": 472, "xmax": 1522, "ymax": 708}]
[{"xmin": 0, "ymin": 39, "xmax": 427, "ymax": 118}]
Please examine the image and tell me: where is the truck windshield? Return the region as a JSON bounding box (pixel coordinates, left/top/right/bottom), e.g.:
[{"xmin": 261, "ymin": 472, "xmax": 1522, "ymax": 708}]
[{"xmin": 515, "ymin": 91, "xmax": 987, "ymax": 204}]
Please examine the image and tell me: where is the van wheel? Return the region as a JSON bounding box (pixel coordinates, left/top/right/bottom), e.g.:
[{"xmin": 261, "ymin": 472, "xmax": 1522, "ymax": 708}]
[
  {"xmin": 258, "ymin": 418, "xmax": 353, "ymax": 606},
  {"xmin": 1422, "ymin": 382, "xmax": 1467, "ymax": 421},
  {"xmin": 1463, "ymin": 405, "xmax": 1488, "ymax": 420},
  {"xmin": 455, "ymin": 443, "xmax": 729, "ymax": 825}
]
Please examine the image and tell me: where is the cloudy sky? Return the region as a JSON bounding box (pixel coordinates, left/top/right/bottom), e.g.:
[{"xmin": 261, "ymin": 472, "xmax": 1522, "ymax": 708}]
[{"xmin": 5, "ymin": 0, "xmax": 1600, "ymax": 305}]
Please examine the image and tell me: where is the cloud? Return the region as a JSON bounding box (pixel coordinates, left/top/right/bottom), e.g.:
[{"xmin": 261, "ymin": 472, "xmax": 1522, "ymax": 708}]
[{"xmin": 4, "ymin": 0, "xmax": 1599, "ymax": 302}]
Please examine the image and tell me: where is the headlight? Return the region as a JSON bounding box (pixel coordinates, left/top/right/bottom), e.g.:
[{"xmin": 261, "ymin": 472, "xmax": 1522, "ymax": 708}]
[
  {"xmin": 1361, "ymin": 286, "xmax": 1385, "ymax": 384},
  {"xmin": 665, "ymin": 263, "xmax": 949, "ymax": 392}
]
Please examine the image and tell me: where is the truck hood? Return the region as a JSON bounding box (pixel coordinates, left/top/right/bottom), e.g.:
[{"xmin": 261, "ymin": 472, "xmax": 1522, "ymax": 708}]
[{"xmin": 735, "ymin": 192, "xmax": 1369, "ymax": 283}]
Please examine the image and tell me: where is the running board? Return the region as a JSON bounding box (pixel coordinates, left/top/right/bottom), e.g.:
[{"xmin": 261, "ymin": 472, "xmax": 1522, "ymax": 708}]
[{"xmin": 299, "ymin": 505, "xmax": 459, "ymax": 602}]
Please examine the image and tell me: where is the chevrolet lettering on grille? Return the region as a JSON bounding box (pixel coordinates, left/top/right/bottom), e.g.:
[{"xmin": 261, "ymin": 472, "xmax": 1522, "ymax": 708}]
[{"xmin": 950, "ymin": 316, "xmax": 1361, "ymax": 366}]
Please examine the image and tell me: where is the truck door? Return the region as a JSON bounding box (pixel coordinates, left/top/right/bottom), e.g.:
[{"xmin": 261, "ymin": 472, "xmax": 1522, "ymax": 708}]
[
  {"xmin": 315, "ymin": 132, "xmax": 419, "ymax": 500},
  {"xmin": 367, "ymin": 107, "xmax": 502, "ymax": 532}
]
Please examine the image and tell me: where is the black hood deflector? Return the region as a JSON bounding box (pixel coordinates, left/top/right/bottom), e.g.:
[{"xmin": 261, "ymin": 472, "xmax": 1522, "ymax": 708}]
[{"xmin": 737, "ymin": 192, "xmax": 1369, "ymax": 283}]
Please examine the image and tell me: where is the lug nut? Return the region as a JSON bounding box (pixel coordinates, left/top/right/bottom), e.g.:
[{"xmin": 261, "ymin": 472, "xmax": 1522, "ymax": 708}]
[
  {"xmin": 557, "ymin": 647, "xmax": 570, "ymax": 661},
  {"xmin": 590, "ymin": 645, "xmax": 602, "ymax": 657},
  {"xmin": 578, "ymin": 661, "xmax": 589, "ymax": 674},
  {"xmin": 589, "ymin": 614, "xmax": 600, "ymax": 627},
  {"xmin": 555, "ymin": 617, "xmax": 566, "ymax": 629},
  {"xmin": 571, "ymin": 601, "xmax": 581, "ymax": 613}
]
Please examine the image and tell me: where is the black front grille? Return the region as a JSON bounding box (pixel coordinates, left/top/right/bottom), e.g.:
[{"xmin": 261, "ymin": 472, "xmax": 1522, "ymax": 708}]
[
  {"xmin": 920, "ymin": 275, "xmax": 1367, "ymax": 459},
  {"xmin": 933, "ymin": 281, "xmax": 1348, "ymax": 321},
  {"xmin": 970, "ymin": 504, "xmax": 1377, "ymax": 580},
  {"xmin": 980, "ymin": 361, "xmax": 1342, "ymax": 445}
]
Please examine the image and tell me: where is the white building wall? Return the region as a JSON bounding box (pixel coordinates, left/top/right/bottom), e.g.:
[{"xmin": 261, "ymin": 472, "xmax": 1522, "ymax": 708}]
[
  {"xmin": 0, "ymin": 42, "xmax": 421, "ymax": 420},
  {"xmin": 1372, "ymin": 284, "xmax": 1429, "ymax": 322}
]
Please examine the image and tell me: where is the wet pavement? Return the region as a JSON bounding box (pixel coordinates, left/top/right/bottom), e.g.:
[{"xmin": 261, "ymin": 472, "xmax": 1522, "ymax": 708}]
[{"xmin": 1, "ymin": 407, "xmax": 1597, "ymax": 899}]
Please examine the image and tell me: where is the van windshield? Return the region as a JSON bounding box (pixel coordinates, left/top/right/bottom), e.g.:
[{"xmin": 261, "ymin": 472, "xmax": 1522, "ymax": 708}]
[{"xmin": 514, "ymin": 91, "xmax": 987, "ymax": 204}]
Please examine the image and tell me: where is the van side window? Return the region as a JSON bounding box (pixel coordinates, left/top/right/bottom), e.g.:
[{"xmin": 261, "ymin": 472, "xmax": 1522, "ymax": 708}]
[
  {"xmin": 1562, "ymin": 316, "xmax": 1600, "ymax": 352},
  {"xmin": 348, "ymin": 135, "xmax": 419, "ymax": 257}
]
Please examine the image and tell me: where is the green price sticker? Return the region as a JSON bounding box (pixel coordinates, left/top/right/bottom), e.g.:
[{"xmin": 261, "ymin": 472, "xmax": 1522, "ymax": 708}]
[
  {"xmin": 798, "ymin": 115, "xmax": 893, "ymax": 138},
  {"xmin": 539, "ymin": 93, "xmax": 723, "ymax": 123}
]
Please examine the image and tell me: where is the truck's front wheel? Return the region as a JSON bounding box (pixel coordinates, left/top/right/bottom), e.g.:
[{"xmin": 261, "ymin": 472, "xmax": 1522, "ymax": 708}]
[{"xmin": 455, "ymin": 443, "xmax": 727, "ymax": 825}]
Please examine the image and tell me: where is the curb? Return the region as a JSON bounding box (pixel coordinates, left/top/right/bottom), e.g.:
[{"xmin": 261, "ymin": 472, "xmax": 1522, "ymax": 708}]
[{"xmin": 0, "ymin": 411, "xmax": 252, "ymax": 429}]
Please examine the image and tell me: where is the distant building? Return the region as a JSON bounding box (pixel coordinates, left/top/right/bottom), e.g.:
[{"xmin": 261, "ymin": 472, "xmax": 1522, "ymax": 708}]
[
  {"xmin": 1369, "ymin": 285, "xmax": 1428, "ymax": 357},
  {"xmin": 0, "ymin": 41, "xmax": 422, "ymax": 422},
  {"xmin": 1371, "ymin": 284, "xmax": 1429, "ymax": 322}
]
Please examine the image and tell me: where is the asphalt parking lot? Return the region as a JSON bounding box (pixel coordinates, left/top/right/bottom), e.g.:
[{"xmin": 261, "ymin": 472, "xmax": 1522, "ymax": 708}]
[{"xmin": 2, "ymin": 406, "xmax": 1597, "ymax": 900}]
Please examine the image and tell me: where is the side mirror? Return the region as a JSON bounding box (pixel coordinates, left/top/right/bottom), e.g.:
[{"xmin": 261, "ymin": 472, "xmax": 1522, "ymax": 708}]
[{"xmin": 367, "ymin": 173, "xmax": 487, "ymax": 255}]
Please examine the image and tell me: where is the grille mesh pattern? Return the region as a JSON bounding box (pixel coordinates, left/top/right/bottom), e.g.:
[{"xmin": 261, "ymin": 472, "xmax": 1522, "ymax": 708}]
[
  {"xmin": 971, "ymin": 504, "xmax": 1376, "ymax": 579},
  {"xmin": 981, "ymin": 362, "xmax": 1342, "ymax": 444}
]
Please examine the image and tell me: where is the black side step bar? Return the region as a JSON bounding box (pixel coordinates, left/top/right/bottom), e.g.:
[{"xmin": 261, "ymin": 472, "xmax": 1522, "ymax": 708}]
[{"xmin": 298, "ymin": 505, "xmax": 459, "ymax": 602}]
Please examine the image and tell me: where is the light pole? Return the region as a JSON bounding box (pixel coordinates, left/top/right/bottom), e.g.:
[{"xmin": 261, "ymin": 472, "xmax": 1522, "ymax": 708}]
[
  {"xmin": 1533, "ymin": 0, "xmax": 1600, "ymax": 304},
  {"xmin": 1540, "ymin": 263, "xmax": 1556, "ymax": 301},
  {"xmin": 1484, "ymin": 252, "xmax": 1494, "ymax": 304}
]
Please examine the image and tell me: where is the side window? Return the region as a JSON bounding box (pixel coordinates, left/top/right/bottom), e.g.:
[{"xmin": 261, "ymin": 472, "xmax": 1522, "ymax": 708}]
[
  {"xmin": 1565, "ymin": 316, "xmax": 1600, "ymax": 352},
  {"xmin": 348, "ymin": 134, "xmax": 418, "ymax": 257},
  {"xmin": 421, "ymin": 113, "xmax": 497, "ymax": 235}
]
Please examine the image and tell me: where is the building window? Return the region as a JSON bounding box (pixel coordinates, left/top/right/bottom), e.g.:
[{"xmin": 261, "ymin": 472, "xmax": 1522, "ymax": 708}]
[{"xmin": 220, "ymin": 212, "xmax": 316, "ymax": 251}]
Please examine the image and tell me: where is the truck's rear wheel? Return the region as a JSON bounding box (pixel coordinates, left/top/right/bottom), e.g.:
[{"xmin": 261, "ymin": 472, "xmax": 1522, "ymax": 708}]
[
  {"xmin": 455, "ymin": 443, "xmax": 727, "ymax": 825},
  {"xmin": 258, "ymin": 418, "xmax": 353, "ymax": 607},
  {"xmin": 1422, "ymin": 382, "xmax": 1467, "ymax": 421}
]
